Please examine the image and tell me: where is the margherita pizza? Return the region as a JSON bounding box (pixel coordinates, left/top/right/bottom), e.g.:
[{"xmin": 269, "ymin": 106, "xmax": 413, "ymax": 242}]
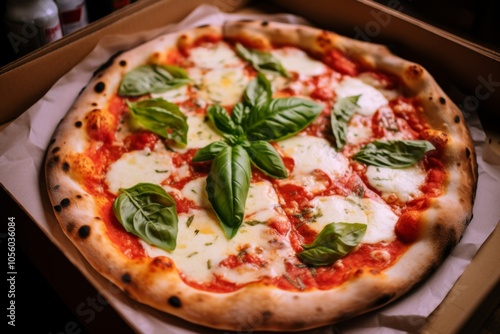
[{"xmin": 44, "ymin": 20, "xmax": 477, "ymax": 331}]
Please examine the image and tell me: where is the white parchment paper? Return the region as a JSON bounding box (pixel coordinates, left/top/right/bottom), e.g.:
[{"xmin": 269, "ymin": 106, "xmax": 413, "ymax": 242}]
[{"xmin": 1, "ymin": 5, "xmax": 499, "ymax": 333}]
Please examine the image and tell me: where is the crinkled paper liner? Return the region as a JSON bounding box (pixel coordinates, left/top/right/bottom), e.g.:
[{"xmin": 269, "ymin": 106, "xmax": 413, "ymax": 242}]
[{"xmin": 1, "ymin": 4, "xmax": 499, "ymax": 334}]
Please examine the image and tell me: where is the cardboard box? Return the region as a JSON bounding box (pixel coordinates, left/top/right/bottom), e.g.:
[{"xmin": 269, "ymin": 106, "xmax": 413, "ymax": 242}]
[{"xmin": 0, "ymin": 0, "xmax": 499, "ymax": 333}]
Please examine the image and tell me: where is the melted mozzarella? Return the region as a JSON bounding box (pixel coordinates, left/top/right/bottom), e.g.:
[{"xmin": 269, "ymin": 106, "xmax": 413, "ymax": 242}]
[
  {"xmin": 199, "ymin": 67, "xmax": 249, "ymax": 105},
  {"xmin": 152, "ymin": 85, "xmax": 189, "ymax": 103},
  {"xmin": 141, "ymin": 181, "xmax": 294, "ymax": 284},
  {"xmin": 278, "ymin": 136, "xmax": 349, "ymax": 192},
  {"xmin": 309, "ymin": 195, "xmax": 398, "ymax": 243},
  {"xmin": 336, "ymin": 77, "xmax": 388, "ymax": 116},
  {"xmin": 106, "ymin": 148, "xmax": 174, "ymax": 194},
  {"xmin": 366, "ymin": 165, "xmax": 427, "ymax": 202},
  {"xmin": 185, "ymin": 114, "xmax": 221, "ymax": 149},
  {"xmin": 272, "ymin": 47, "xmax": 326, "ymax": 76},
  {"xmin": 188, "ymin": 42, "xmax": 242, "ymax": 69},
  {"xmin": 346, "ymin": 114, "xmax": 373, "ymax": 145}
]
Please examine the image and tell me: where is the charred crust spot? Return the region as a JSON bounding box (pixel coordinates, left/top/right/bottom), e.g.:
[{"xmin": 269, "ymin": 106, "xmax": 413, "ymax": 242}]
[
  {"xmin": 60, "ymin": 198, "xmax": 70, "ymax": 208},
  {"xmin": 91, "ymin": 102, "xmax": 98, "ymax": 107},
  {"xmin": 196, "ymin": 24, "xmax": 210, "ymax": 29},
  {"xmin": 48, "ymin": 155, "xmax": 60, "ymax": 167},
  {"xmin": 119, "ymin": 60, "xmax": 127, "ymax": 67},
  {"xmin": 168, "ymin": 296, "xmax": 182, "ymax": 308},
  {"xmin": 121, "ymin": 273, "xmax": 132, "ymax": 284},
  {"xmin": 316, "ymin": 306, "xmax": 323, "ymax": 313},
  {"xmin": 454, "ymin": 115, "xmax": 460, "ymax": 123},
  {"xmin": 373, "ymin": 293, "xmax": 395, "ymax": 307},
  {"xmin": 49, "ymin": 138, "xmax": 56, "ymax": 145},
  {"xmin": 262, "ymin": 310, "xmax": 272, "ymax": 320},
  {"xmin": 66, "ymin": 222, "xmax": 75, "ymax": 234},
  {"xmin": 75, "ymin": 121, "xmax": 82, "ymax": 128},
  {"xmin": 439, "ymin": 97, "xmax": 446, "ymax": 105},
  {"xmin": 53, "ymin": 185, "xmax": 60, "ymax": 191},
  {"xmin": 261, "ymin": 21, "xmax": 269, "ymax": 26},
  {"xmin": 466, "ymin": 147, "xmax": 471, "ymax": 158},
  {"xmin": 51, "ymin": 147, "xmax": 60, "ymax": 154},
  {"xmin": 78, "ymin": 225, "xmax": 91, "ymax": 239},
  {"xmin": 62, "ymin": 161, "xmax": 70, "ymax": 172},
  {"xmin": 76, "ymin": 194, "xmax": 82, "ymax": 199},
  {"xmin": 94, "ymin": 82, "xmax": 105, "ymax": 93},
  {"xmin": 94, "ymin": 216, "xmax": 101, "ymax": 220},
  {"xmin": 54, "ymin": 205, "xmax": 62, "ymax": 212}
]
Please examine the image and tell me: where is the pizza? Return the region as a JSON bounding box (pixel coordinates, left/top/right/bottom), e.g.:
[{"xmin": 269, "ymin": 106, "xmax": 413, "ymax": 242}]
[{"xmin": 44, "ymin": 20, "xmax": 477, "ymax": 331}]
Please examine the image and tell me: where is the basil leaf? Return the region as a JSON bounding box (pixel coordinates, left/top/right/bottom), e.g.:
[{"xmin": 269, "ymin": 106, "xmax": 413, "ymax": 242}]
[
  {"xmin": 245, "ymin": 97, "xmax": 323, "ymax": 141},
  {"xmin": 127, "ymin": 98, "xmax": 188, "ymax": 146},
  {"xmin": 206, "ymin": 145, "xmax": 251, "ymax": 239},
  {"xmin": 353, "ymin": 140, "xmax": 435, "ymax": 168},
  {"xmin": 235, "ymin": 43, "xmax": 288, "ymax": 77},
  {"xmin": 192, "ymin": 141, "xmax": 229, "ymax": 162},
  {"xmin": 297, "ymin": 222, "xmax": 366, "ymax": 266},
  {"xmin": 113, "ymin": 183, "xmax": 178, "ymax": 251},
  {"xmin": 231, "ymin": 102, "xmax": 250, "ymax": 125},
  {"xmin": 207, "ymin": 104, "xmax": 243, "ymax": 136},
  {"xmin": 119, "ymin": 64, "xmax": 191, "ymax": 96},
  {"xmin": 331, "ymin": 95, "xmax": 361, "ymax": 151},
  {"xmin": 245, "ymin": 140, "xmax": 288, "ymax": 179},
  {"xmin": 244, "ymin": 73, "xmax": 272, "ymax": 109}
]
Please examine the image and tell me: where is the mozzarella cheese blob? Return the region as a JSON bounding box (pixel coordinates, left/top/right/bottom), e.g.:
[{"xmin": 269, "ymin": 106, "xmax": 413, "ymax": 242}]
[
  {"xmin": 336, "ymin": 77, "xmax": 388, "ymax": 116},
  {"xmin": 278, "ymin": 135, "xmax": 349, "ymax": 192},
  {"xmin": 309, "ymin": 195, "xmax": 398, "ymax": 243},
  {"xmin": 188, "ymin": 42, "xmax": 243, "ymax": 69},
  {"xmin": 106, "ymin": 148, "xmax": 175, "ymax": 194},
  {"xmin": 272, "ymin": 47, "xmax": 327, "ymax": 77},
  {"xmin": 366, "ymin": 165, "xmax": 427, "ymax": 202}
]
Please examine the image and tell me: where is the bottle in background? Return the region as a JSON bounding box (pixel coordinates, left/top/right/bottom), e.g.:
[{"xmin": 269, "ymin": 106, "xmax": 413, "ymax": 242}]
[
  {"xmin": 55, "ymin": 0, "xmax": 88, "ymax": 35},
  {"xmin": 4, "ymin": 0, "xmax": 63, "ymax": 56}
]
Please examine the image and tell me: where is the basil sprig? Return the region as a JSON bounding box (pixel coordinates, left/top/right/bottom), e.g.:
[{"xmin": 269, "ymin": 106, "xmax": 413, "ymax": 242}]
[
  {"xmin": 235, "ymin": 43, "xmax": 288, "ymax": 77},
  {"xmin": 127, "ymin": 98, "xmax": 188, "ymax": 146},
  {"xmin": 331, "ymin": 95, "xmax": 361, "ymax": 151},
  {"xmin": 118, "ymin": 64, "xmax": 191, "ymax": 96},
  {"xmin": 113, "ymin": 183, "xmax": 178, "ymax": 251},
  {"xmin": 297, "ymin": 222, "xmax": 367, "ymax": 266},
  {"xmin": 353, "ymin": 140, "xmax": 435, "ymax": 168},
  {"xmin": 193, "ymin": 74, "xmax": 322, "ymax": 238}
]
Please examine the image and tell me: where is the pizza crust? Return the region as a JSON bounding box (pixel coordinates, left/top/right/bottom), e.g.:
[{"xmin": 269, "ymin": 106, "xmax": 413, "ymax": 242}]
[{"xmin": 45, "ymin": 20, "xmax": 477, "ymax": 331}]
